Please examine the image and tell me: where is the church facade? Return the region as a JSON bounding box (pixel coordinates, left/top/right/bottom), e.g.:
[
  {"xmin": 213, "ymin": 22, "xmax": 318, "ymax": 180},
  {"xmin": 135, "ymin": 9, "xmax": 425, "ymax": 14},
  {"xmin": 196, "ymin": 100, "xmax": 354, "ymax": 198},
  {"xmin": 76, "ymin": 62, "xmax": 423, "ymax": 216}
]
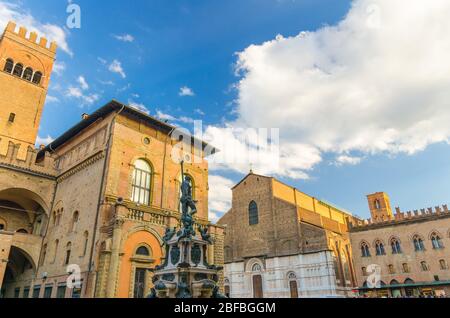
[
  {"xmin": 0, "ymin": 22, "xmax": 224, "ymax": 298},
  {"xmin": 218, "ymin": 173, "xmax": 362, "ymax": 298}
]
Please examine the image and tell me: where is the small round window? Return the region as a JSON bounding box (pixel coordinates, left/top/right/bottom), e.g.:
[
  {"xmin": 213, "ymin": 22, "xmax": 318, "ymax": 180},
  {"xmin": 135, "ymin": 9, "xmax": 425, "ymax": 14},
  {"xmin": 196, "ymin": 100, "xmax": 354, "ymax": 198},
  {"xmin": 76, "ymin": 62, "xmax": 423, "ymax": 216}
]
[{"xmin": 143, "ymin": 137, "xmax": 151, "ymax": 145}]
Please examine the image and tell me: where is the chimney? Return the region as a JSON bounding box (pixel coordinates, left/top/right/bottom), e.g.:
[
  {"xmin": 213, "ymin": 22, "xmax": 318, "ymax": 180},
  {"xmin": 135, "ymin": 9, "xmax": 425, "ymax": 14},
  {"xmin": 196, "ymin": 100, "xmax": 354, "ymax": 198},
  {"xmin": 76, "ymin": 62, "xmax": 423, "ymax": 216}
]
[{"xmin": 82, "ymin": 113, "xmax": 89, "ymax": 120}]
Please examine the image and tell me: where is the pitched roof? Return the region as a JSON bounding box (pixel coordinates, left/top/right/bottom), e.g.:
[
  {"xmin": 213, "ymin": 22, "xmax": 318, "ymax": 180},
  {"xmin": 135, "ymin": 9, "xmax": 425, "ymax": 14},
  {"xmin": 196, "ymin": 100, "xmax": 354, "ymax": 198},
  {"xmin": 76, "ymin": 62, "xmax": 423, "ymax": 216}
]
[{"xmin": 37, "ymin": 99, "xmax": 217, "ymax": 158}]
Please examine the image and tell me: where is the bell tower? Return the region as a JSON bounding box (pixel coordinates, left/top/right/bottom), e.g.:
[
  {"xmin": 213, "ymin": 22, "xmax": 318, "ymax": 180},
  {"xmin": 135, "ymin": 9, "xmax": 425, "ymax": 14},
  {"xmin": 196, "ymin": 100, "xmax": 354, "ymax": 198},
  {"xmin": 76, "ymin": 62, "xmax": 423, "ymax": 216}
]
[
  {"xmin": 367, "ymin": 192, "xmax": 393, "ymax": 222},
  {"xmin": 0, "ymin": 21, "xmax": 57, "ymax": 159}
]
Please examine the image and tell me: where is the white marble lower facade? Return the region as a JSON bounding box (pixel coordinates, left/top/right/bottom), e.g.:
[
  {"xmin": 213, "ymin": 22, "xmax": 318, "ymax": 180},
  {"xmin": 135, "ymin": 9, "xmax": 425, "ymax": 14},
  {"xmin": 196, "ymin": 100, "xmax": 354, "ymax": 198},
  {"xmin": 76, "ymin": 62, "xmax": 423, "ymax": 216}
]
[{"xmin": 224, "ymin": 250, "xmax": 351, "ymax": 298}]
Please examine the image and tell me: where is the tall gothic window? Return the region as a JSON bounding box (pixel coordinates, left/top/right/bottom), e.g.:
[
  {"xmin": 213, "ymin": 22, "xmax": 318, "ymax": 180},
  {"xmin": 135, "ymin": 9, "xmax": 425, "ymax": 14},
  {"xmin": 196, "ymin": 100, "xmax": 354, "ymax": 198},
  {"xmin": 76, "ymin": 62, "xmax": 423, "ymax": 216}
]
[
  {"xmin": 413, "ymin": 235, "xmax": 425, "ymax": 251},
  {"xmin": 82, "ymin": 231, "xmax": 89, "ymax": 257},
  {"xmin": 361, "ymin": 242, "xmax": 371, "ymax": 257},
  {"xmin": 65, "ymin": 242, "xmax": 72, "ymax": 265},
  {"xmin": 70, "ymin": 211, "xmax": 79, "ymax": 233},
  {"xmin": 131, "ymin": 159, "xmax": 152, "ymax": 205},
  {"xmin": 4, "ymin": 58, "xmax": 14, "ymax": 73},
  {"xmin": 13, "ymin": 63, "xmax": 23, "ymax": 77},
  {"xmin": 391, "ymin": 238, "xmax": 402, "ymax": 254},
  {"xmin": 374, "ymin": 199, "xmax": 381, "ymax": 210},
  {"xmin": 431, "ymin": 233, "xmax": 444, "ymax": 249},
  {"xmin": 375, "ymin": 240, "xmax": 386, "ymax": 256},
  {"xmin": 249, "ymin": 201, "xmax": 259, "ymax": 226}
]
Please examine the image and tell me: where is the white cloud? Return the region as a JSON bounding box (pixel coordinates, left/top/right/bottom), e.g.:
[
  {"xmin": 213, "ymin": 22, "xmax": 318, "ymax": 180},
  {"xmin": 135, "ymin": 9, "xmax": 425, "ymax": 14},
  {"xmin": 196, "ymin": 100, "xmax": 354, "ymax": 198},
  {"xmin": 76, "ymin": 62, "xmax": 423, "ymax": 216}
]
[
  {"xmin": 334, "ymin": 155, "xmax": 362, "ymax": 166},
  {"xmin": 194, "ymin": 108, "xmax": 205, "ymax": 116},
  {"xmin": 97, "ymin": 57, "xmax": 107, "ymax": 65},
  {"xmin": 53, "ymin": 62, "xmax": 65, "ymax": 76},
  {"xmin": 99, "ymin": 80, "xmax": 114, "ymax": 86},
  {"xmin": 156, "ymin": 110, "xmax": 176, "ymax": 122},
  {"xmin": 109, "ymin": 59, "xmax": 126, "ymax": 78},
  {"xmin": 179, "ymin": 86, "xmax": 195, "ymax": 97},
  {"xmin": 36, "ymin": 135, "xmax": 54, "ymax": 146},
  {"xmin": 156, "ymin": 110, "xmax": 196, "ymax": 124},
  {"xmin": 46, "ymin": 95, "xmax": 59, "ymax": 103},
  {"xmin": 67, "ymin": 86, "xmax": 100, "ymax": 106},
  {"xmin": 208, "ymin": 175, "xmax": 234, "ymax": 222},
  {"xmin": 0, "ymin": 1, "xmax": 72, "ymax": 55},
  {"xmin": 214, "ymin": 0, "xmax": 450, "ymax": 179},
  {"xmin": 128, "ymin": 100, "xmax": 149, "ymax": 114},
  {"xmin": 113, "ymin": 34, "xmax": 134, "ymax": 42},
  {"xmin": 77, "ymin": 76, "xmax": 89, "ymax": 90}
]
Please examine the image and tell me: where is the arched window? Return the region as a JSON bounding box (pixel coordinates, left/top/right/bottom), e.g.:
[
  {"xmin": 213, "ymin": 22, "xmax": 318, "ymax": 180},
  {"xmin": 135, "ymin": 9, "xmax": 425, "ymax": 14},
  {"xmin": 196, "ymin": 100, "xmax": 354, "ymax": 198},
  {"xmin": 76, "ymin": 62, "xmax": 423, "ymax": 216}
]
[
  {"xmin": 252, "ymin": 263, "xmax": 262, "ymax": 272},
  {"xmin": 375, "ymin": 240, "xmax": 386, "ymax": 256},
  {"xmin": 420, "ymin": 261, "xmax": 429, "ymax": 272},
  {"xmin": 249, "ymin": 201, "xmax": 259, "ymax": 226},
  {"xmin": 16, "ymin": 229, "xmax": 28, "ymax": 234},
  {"xmin": 413, "ymin": 235, "xmax": 425, "ymax": 251},
  {"xmin": 32, "ymin": 71, "xmax": 42, "ymax": 85},
  {"xmin": 52, "ymin": 211, "xmax": 57, "ymax": 226},
  {"xmin": 391, "ymin": 237, "xmax": 402, "ymax": 254},
  {"xmin": 70, "ymin": 211, "xmax": 79, "ymax": 233},
  {"xmin": 131, "ymin": 159, "xmax": 152, "ymax": 205},
  {"xmin": 65, "ymin": 242, "xmax": 72, "ymax": 265},
  {"xmin": 13, "ymin": 63, "xmax": 23, "ymax": 77},
  {"xmin": 53, "ymin": 239, "xmax": 59, "ymax": 263},
  {"xmin": 41, "ymin": 244, "xmax": 47, "ymax": 266},
  {"xmin": 402, "ymin": 263, "xmax": 410, "ymax": 273},
  {"xmin": 82, "ymin": 231, "xmax": 89, "ymax": 257},
  {"xmin": 4, "ymin": 58, "xmax": 14, "ymax": 73},
  {"xmin": 361, "ymin": 242, "xmax": 370, "ymax": 257},
  {"xmin": 388, "ymin": 264, "xmax": 395, "ymax": 274},
  {"xmin": 439, "ymin": 259, "xmax": 448, "ymax": 270},
  {"xmin": 23, "ymin": 67, "xmax": 33, "ymax": 81},
  {"xmin": 431, "ymin": 232, "xmax": 444, "ymax": 249},
  {"xmin": 135, "ymin": 245, "xmax": 150, "ymax": 256},
  {"xmin": 374, "ymin": 199, "xmax": 381, "ymax": 210}
]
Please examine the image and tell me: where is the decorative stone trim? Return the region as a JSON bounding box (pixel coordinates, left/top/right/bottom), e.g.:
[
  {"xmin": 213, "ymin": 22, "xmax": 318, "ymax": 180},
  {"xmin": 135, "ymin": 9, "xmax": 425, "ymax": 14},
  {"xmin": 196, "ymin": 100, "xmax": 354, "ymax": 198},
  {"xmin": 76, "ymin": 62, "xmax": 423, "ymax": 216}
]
[{"xmin": 56, "ymin": 151, "xmax": 105, "ymax": 183}]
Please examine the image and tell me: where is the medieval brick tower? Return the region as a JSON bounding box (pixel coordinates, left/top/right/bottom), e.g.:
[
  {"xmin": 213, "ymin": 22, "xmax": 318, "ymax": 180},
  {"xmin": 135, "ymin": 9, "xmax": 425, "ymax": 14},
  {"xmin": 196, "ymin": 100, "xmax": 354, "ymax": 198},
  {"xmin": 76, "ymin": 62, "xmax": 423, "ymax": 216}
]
[
  {"xmin": 367, "ymin": 192, "xmax": 393, "ymax": 222},
  {"xmin": 0, "ymin": 21, "xmax": 57, "ymax": 159}
]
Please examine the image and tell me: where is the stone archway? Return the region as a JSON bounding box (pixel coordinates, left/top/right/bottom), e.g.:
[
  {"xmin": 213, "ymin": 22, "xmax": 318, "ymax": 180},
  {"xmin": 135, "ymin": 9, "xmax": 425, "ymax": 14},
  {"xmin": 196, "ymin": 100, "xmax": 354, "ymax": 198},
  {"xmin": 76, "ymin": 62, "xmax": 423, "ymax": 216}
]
[{"xmin": 0, "ymin": 188, "xmax": 48, "ymax": 294}]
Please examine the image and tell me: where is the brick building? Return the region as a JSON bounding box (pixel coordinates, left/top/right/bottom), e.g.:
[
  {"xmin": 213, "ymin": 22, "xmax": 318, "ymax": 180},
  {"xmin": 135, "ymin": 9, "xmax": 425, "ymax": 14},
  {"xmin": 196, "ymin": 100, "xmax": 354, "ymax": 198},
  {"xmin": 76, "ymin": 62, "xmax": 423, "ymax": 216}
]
[
  {"xmin": 350, "ymin": 192, "xmax": 450, "ymax": 297},
  {"xmin": 0, "ymin": 21, "xmax": 224, "ymax": 298},
  {"xmin": 218, "ymin": 172, "xmax": 361, "ymax": 298}
]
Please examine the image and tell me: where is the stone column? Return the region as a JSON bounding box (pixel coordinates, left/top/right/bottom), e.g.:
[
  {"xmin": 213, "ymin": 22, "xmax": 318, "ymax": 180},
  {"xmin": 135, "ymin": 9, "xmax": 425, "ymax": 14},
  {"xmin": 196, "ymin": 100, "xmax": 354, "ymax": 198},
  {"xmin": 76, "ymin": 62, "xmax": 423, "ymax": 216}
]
[
  {"xmin": 0, "ymin": 233, "xmax": 13, "ymax": 291},
  {"xmin": 105, "ymin": 217, "xmax": 124, "ymax": 298}
]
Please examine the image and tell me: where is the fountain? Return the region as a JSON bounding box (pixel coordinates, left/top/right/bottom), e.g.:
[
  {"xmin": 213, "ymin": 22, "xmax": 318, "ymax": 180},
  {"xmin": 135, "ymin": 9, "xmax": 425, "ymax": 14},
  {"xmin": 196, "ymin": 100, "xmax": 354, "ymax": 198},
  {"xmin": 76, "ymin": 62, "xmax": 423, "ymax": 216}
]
[{"xmin": 148, "ymin": 161, "xmax": 227, "ymax": 298}]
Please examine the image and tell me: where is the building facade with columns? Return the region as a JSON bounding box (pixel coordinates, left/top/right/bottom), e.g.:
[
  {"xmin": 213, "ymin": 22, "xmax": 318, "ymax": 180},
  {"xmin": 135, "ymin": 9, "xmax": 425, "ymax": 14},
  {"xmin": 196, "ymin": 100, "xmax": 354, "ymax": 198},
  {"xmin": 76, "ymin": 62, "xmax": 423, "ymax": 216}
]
[
  {"xmin": 0, "ymin": 22, "xmax": 224, "ymax": 298},
  {"xmin": 349, "ymin": 192, "xmax": 450, "ymax": 297},
  {"xmin": 218, "ymin": 173, "xmax": 362, "ymax": 298}
]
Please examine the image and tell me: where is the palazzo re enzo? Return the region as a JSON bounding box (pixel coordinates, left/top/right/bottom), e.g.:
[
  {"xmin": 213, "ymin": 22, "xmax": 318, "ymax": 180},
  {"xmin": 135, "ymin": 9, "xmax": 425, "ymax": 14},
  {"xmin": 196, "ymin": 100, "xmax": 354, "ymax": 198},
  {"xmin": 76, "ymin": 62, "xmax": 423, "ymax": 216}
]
[
  {"xmin": 1, "ymin": 21, "xmax": 450, "ymax": 299},
  {"xmin": 0, "ymin": 22, "xmax": 224, "ymax": 298}
]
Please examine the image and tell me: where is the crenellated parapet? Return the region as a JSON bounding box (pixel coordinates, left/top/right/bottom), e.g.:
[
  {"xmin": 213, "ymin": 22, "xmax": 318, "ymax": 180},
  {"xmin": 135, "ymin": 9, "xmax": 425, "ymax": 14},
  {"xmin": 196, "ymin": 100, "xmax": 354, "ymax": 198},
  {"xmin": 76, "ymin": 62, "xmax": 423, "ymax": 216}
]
[
  {"xmin": 350, "ymin": 204, "xmax": 450, "ymax": 230},
  {"xmin": 0, "ymin": 141, "xmax": 59, "ymax": 178},
  {"xmin": 2, "ymin": 21, "xmax": 57, "ymax": 54}
]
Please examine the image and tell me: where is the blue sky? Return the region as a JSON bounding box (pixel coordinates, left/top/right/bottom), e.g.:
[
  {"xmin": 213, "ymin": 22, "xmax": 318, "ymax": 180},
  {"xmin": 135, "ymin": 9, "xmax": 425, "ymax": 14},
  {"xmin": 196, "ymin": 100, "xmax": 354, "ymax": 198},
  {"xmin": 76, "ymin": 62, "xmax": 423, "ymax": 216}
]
[{"xmin": 1, "ymin": 0, "xmax": 450, "ymax": 221}]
